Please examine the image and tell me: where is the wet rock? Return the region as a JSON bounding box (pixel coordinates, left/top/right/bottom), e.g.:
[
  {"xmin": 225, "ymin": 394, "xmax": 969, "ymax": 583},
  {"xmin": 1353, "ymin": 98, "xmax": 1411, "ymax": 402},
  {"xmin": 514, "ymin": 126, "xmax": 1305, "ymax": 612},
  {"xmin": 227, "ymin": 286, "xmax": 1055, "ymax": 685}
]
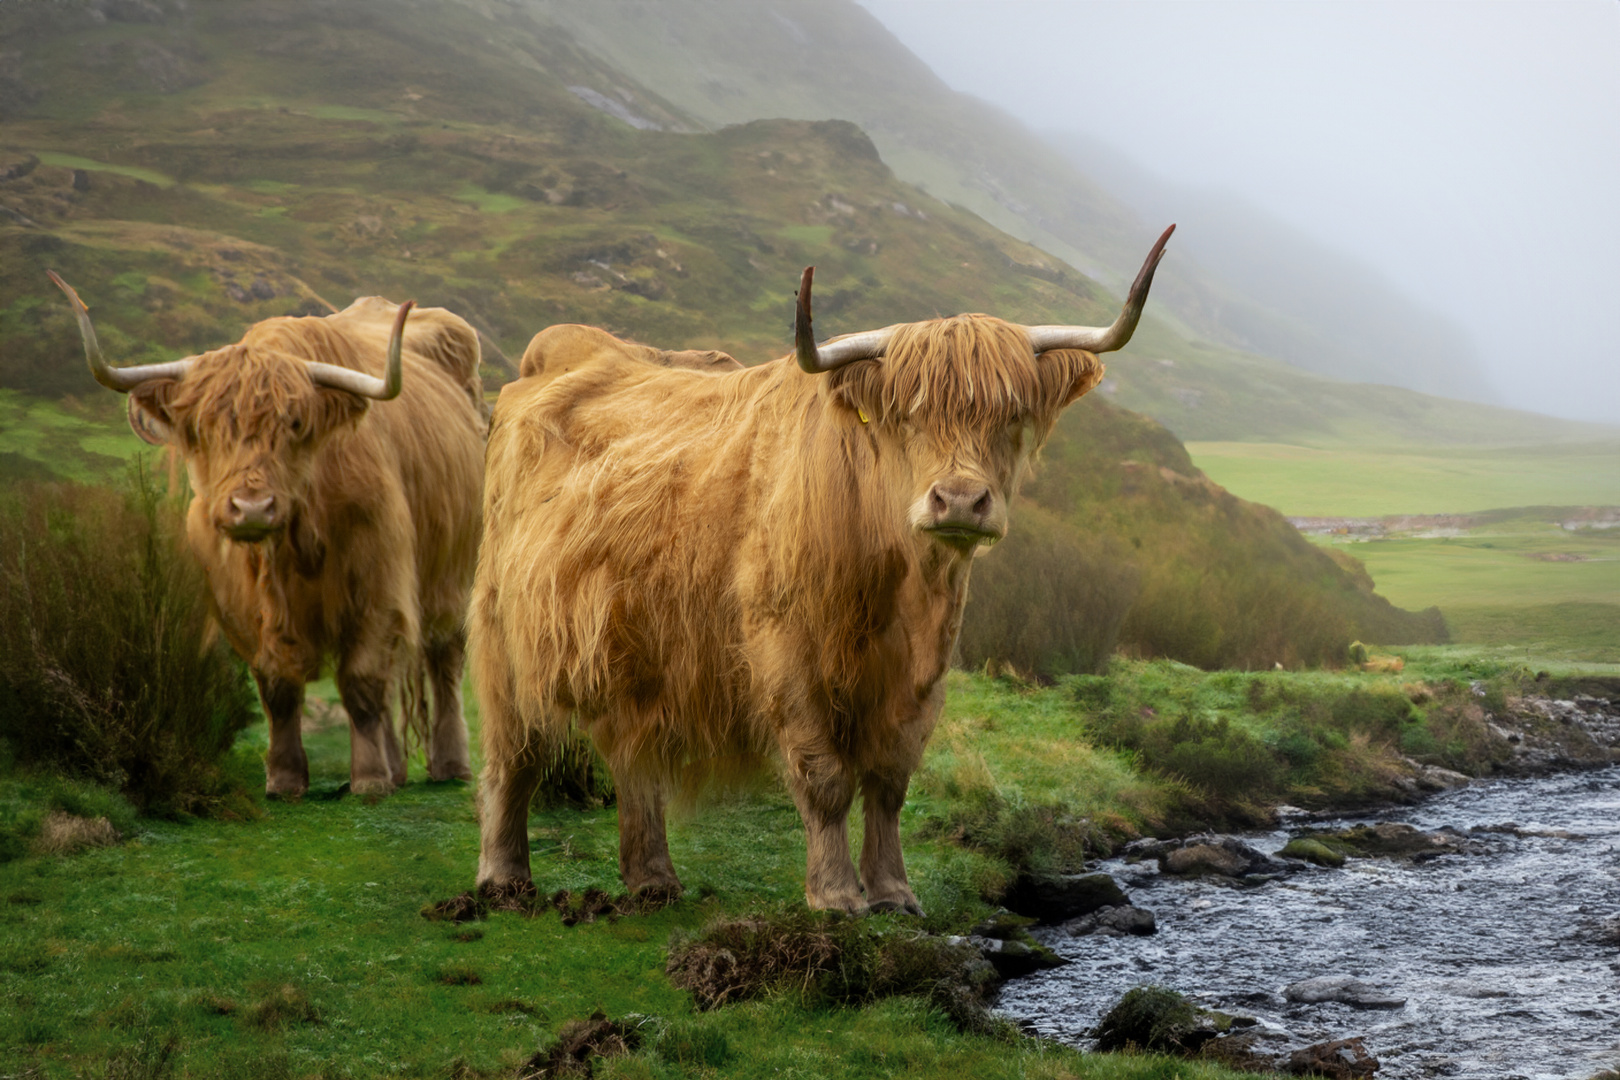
[
  {"xmin": 1002, "ymin": 872, "xmax": 1128, "ymax": 923},
  {"xmin": 1293, "ymin": 822, "xmax": 1469, "ymax": 862},
  {"xmin": 1062, "ymin": 904, "xmax": 1157, "ymax": 937},
  {"xmin": 1279, "ymin": 838, "xmax": 1345, "ymax": 867},
  {"xmin": 963, "ymin": 935, "xmax": 1066, "ymax": 978},
  {"xmin": 968, "ymin": 910, "xmax": 1037, "ymax": 940},
  {"xmin": 1156, "ymin": 834, "xmax": 1296, "ymax": 882},
  {"xmin": 1285, "ymin": 1036, "xmax": 1378, "ymax": 1077},
  {"xmin": 1284, "ymin": 976, "xmax": 1406, "ymax": 1010}
]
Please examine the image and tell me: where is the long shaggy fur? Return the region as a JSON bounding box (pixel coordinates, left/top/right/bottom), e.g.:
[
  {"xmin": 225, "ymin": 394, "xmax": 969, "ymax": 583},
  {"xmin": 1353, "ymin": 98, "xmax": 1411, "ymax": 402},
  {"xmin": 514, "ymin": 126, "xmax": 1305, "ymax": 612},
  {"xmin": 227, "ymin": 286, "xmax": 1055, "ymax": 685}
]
[
  {"xmin": 473, "ymin": 315, "xmax": 1103, "ymax": 908},
  {"xmin": 131, "ymin": 297, "xmax": 486, "ymax": 794}
]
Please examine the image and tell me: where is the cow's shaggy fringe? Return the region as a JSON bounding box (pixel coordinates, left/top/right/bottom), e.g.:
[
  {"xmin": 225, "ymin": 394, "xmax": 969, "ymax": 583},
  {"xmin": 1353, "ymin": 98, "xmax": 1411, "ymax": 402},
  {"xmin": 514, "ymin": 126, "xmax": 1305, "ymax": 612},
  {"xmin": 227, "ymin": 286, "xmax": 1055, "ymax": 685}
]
[{"xmin": 0, "ymin": 467, "xmax": 257, "ymax": 818}]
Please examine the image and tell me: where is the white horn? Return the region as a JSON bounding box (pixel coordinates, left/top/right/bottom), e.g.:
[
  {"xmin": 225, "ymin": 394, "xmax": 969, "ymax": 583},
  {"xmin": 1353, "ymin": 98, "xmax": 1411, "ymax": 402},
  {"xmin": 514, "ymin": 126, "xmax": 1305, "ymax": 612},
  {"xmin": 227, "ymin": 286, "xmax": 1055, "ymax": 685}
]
[
  {"xmin": 1024, "ymin": 224, "xmax": 1175, "ymax": 355},
  {"xmin": 305, "ymin": 300, "xmax": 412, "ymax": 400},
  {"xmin": 48, "ymin": 271, "xmax": 195, "ymax": 391},
  {"xmin": 794, "ymin": 267, "xmax": 892, "ymax": 374}
]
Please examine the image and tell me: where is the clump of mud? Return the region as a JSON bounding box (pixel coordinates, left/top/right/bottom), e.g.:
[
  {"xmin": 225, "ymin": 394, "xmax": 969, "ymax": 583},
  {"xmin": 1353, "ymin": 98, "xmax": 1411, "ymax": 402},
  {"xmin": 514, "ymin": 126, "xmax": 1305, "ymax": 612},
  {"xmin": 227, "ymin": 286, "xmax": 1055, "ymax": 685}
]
[
  {"xmin": 664, "ymin": 911, "xmax": 1005, "ymax": 1034},
  {"xmin": 517, "ymin": 1011, "xmax": 646, "ymax": 1079},
  {"xmin": 421, "ymin": 884, "xmax": 680, "ymax": 925},
  {"xmin": 33, "ymin": 811, "xmax": 119, "ymax": 855}
]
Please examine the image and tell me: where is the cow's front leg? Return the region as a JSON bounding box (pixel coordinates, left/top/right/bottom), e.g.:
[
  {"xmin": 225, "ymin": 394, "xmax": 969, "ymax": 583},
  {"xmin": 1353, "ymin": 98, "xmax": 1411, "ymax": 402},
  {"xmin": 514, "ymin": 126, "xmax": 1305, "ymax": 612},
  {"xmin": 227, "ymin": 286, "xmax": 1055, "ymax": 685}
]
[
  {"xmin": 424, "ymin": 631, "xmax": 473, "ymax": 782},
  {"xmin": 860, "ymin": 770, "xmax": 923, "ymax": 916},
  {"xmin": 783, "ymin": 745, "xmax": 864, "ymax": 913},
  {"xmin": 615, "ymin": 777, "xmax": 682, "ymax": 897},
  {"xmin": 256, "ymin": 672, "xmax": 309, "ymax": 798},
  {"xmin": 337, "ymin": 669, "xmax": 402, "ymax": 796}
]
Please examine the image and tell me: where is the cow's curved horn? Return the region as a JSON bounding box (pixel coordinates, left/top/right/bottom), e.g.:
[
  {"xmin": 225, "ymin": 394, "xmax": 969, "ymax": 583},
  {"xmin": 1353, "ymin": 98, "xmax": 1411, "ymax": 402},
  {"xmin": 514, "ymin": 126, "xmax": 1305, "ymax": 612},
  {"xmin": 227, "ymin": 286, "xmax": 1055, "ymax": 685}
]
[
  {"xmin": 304, "ymin": 300, "xmax": 412, "ymax": 400},
  {"xmin": 794, "ymin": 266, "xmax": 892, "ymax": 374},
  {"xmin": 1023, "ymin": 224, "xmax": 1175, "ymax": 355},
  {"xmin": 47, "ymin": 270, "xmax": 195, "ymax": 391}
]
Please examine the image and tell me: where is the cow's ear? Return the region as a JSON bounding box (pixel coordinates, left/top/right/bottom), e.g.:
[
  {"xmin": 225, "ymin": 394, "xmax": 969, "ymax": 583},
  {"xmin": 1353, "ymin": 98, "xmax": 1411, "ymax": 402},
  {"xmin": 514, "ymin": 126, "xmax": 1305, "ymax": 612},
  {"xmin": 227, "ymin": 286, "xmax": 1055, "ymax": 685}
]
[
  {"xmin": 127, "ymin": 381, "xmax": 179, "ymax": 446},
  {"xmin": 1041, "ymin": 351, "xmax": 1105, "ymax": 409},
  {"xmin": 1062, "ymin": 358, "xmax": 1105, "ymax": 407},
  {"xmin": 312, "ymin": 386, "xmax": 372, "ymax": 434},
  {"xmin": 827, "ymin": 362, "xmax": 884, "ymax": 425}
]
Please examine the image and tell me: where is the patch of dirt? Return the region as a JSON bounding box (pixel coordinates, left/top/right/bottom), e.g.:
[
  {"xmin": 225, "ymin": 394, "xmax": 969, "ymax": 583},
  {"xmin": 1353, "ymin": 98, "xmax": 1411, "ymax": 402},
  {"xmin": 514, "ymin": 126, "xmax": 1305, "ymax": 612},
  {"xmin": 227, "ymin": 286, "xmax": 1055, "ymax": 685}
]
[
  {"xmin": 421, "ymin": 884, "xmax": 681, "ymax": 926},
  {"xmin": 517, "ymin": 1011, "xmax": 644, "ymax": 1079}
]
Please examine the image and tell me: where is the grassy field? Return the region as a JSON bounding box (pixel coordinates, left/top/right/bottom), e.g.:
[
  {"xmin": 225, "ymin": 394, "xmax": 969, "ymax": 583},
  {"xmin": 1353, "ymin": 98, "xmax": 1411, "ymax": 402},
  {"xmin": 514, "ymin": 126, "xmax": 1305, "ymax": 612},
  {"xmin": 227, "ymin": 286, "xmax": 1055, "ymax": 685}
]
[
  {"xmin": 2, "ymin": 652, "xmax": 1591, "ymax": 1079},
  {"xmin": 1313, "ymin": 511, "xmax": 1620, "ymax": 664},
  {"xmin": 1186, "ymin": 439, "xmax": 1620, "ymax": 518}
]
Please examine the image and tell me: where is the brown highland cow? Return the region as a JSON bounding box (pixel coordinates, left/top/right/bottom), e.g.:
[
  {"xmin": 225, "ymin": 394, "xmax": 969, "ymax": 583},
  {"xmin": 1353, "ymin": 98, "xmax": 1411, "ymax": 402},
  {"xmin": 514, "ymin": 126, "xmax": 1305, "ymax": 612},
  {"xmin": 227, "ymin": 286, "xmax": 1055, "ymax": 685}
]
[
  {"xmin": 50, "ymin": 276, "xmax": 487, "ymax": 797},
  {"xmin": 472, "ymin": 227, "xmax": 1173, "ymax": 913}
]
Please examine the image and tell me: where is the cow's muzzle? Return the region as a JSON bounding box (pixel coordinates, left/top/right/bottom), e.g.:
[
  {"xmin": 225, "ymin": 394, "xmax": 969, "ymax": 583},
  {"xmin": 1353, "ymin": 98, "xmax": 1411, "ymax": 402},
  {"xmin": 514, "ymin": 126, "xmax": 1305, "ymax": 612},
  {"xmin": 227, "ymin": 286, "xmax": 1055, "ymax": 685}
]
[
  {"xmin": 221, "ymin": 490, "xmax": 282, "ymax": 541},
  {"xmin": 919, "ymin": 480, "xmax": 1004, "ymax": 550}
]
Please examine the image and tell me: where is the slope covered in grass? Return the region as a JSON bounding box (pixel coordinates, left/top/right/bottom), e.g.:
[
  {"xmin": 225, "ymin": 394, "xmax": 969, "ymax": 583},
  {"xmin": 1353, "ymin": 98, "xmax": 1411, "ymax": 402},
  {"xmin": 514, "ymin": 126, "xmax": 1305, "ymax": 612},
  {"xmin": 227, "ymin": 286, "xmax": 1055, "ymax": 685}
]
[{"xmin": 0, "ymin": 0, "xmax": 1443, "ymax": 669}]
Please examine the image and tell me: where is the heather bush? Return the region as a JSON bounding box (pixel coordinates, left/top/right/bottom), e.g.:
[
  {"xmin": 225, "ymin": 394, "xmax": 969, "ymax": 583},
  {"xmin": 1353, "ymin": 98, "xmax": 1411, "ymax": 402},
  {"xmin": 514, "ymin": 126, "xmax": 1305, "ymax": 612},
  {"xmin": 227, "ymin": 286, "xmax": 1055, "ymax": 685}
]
[{"xmin": 0, "ymin": 468, "xmax": 258, "ymax": 819}]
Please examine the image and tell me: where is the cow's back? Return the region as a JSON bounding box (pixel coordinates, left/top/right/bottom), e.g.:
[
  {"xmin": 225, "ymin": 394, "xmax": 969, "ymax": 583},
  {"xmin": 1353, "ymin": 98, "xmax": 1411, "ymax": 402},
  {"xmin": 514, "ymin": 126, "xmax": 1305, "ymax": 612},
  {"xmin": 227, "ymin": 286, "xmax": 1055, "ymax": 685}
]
[
  {"xmin": 477, "ymin": 339, "xmax": 771, "ymax": 765},
  {"xmin": 309, "ymin": 301, "xmax": 487, "ymax": 636},
  {"xmin": 333, "ymin": 296, "xmax": 487, "ymax": 421}
]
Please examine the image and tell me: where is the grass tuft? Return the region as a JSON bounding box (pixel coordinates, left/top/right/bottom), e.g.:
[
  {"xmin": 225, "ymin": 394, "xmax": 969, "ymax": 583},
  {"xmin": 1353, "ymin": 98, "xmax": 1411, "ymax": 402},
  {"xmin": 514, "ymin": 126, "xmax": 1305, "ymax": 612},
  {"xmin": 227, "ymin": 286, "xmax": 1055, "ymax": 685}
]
[{"xmin": 243, "ymin": 984, "xmax": 321, "ymax": 1032}]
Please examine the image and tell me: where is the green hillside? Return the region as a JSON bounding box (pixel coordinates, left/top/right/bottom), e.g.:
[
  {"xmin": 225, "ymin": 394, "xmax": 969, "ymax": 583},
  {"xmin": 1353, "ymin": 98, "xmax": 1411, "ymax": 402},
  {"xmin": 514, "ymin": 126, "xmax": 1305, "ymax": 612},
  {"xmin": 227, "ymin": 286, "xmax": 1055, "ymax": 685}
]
[{"xmin": 0, "ymin": 0, "xmax": 1443, "ymax": 669}]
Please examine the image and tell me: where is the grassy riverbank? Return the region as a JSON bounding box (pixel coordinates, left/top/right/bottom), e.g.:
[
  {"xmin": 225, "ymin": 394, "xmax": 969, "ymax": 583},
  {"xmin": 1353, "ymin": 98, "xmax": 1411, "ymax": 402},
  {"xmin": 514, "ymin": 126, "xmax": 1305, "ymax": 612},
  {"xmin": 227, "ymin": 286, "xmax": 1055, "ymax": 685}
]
[{"xmin": 2, "ymin": 651, "xmax": 1588, "ymax": 1078}]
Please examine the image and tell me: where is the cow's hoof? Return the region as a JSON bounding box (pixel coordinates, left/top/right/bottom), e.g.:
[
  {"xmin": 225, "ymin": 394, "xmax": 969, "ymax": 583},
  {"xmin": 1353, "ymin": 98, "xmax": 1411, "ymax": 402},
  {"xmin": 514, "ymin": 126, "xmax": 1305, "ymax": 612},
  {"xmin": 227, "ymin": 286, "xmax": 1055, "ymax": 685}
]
[
  {"xmin": 265, "ymin": 786, "xmax": 306, "ymax": 802},
  {"xmin": 865, "ymin": 897, "xmax": 925, "ymax": 917},
  {"xmin": 350, "ymin": 777, "xmax": 396, "ymax": 798},
  {"xmin": 428, "ymin": 764, "xmax": 474, "ymax": 782},
  {"xmin": 807, "ymin": 891, "xmax": 868, "ymax": 916}
]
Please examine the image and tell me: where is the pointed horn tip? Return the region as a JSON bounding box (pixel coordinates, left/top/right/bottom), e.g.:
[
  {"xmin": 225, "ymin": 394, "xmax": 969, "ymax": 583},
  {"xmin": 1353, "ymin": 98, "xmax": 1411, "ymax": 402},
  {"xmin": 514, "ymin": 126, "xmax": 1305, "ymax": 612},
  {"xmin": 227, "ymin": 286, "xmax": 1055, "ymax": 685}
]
[{"xmin": 45, "ymin": 269, "xmax": 85, "ymax": 308}]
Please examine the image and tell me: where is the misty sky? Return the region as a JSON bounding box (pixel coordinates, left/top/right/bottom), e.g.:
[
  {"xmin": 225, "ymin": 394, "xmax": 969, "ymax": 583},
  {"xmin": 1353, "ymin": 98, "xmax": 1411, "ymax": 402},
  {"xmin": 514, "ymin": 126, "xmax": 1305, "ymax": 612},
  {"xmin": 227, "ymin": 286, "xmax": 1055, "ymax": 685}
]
[{"xmin": 856, "ymin": 0, "xmax": 1620, "ymax": 427}]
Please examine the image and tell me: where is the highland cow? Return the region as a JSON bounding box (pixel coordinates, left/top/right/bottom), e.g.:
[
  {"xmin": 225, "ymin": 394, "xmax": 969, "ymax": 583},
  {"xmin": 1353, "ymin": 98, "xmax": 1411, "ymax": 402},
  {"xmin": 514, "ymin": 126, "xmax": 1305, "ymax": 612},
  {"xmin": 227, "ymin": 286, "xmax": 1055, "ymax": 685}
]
[
  {"xmin": 472, "ymin": 227, "xmax": 1173, "ymax": 912},
  {"xmin": 50, "ymin": 276, "xmax": 487, "ymax": 797}
]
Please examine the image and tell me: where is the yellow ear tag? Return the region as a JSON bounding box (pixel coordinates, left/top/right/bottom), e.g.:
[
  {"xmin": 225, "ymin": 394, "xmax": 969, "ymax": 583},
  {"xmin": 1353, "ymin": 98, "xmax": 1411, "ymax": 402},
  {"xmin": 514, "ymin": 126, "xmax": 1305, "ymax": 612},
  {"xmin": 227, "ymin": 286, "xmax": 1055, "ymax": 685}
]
[{"xmin": 857, "ymin": 407, "xmax": 869, "ymax": 425}]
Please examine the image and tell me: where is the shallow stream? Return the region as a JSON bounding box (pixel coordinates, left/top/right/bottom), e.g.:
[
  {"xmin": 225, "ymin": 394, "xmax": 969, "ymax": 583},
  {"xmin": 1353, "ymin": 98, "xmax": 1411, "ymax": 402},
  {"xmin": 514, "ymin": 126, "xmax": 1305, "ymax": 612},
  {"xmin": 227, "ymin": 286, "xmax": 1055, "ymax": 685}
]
[{"xmin": 997, "ymin": 766, "xmax": 1620, "ymax": 1079}]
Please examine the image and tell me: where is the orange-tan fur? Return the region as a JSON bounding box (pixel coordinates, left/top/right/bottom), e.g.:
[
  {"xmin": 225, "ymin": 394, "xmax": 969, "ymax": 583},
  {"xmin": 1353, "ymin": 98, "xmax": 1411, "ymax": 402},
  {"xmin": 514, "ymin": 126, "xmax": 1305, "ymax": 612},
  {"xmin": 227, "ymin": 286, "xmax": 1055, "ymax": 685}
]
[
  {"xmin": 130, "ymin": 297, "xmax": 487, "ymax": 797},
  {"xmin": 472, "ymin": 316, "xmax": 1101, "ymax": 912}
]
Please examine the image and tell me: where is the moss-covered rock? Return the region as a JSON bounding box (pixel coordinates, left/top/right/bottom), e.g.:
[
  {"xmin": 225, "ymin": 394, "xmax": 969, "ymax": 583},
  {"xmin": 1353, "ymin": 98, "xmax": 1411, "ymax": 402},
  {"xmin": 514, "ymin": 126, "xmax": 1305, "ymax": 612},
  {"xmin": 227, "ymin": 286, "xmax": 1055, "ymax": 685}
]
[{"xmin": 1280, "ymin": 837, "xmax": 1346, "ymax": 867}]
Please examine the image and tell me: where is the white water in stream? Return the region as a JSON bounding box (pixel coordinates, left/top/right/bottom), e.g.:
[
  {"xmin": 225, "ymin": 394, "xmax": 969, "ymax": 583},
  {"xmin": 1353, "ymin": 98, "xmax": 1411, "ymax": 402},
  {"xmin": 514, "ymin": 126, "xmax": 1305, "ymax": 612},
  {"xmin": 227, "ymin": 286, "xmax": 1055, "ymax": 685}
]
[{"xmin": 997, "ymin": 767, "xmax": 1620, "ymax": 1078}]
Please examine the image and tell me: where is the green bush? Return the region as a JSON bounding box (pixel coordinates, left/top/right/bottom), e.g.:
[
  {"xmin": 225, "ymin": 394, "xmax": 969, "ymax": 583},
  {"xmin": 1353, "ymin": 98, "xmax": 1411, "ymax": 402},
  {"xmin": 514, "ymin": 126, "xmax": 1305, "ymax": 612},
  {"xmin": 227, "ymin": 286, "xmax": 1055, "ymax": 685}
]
[
  {"xmin": 959, "ymin": 504, "xmax": 1138, "ymax": 680},
  {"xmin": 0, "ymin": 468, "xmax": 258, "ymax": 818}
]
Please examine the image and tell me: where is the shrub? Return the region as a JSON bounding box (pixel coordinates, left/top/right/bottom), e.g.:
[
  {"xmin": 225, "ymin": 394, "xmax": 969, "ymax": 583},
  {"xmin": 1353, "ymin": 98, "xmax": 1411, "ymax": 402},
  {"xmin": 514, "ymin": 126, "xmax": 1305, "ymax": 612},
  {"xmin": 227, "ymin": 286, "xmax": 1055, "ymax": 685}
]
[
  {"xmin": 0, "ymin": 468, "xmax": 258, "ymax": 817},
  {"xmin": 958, "ymin": 504, "xmax": 1138, "ymax": 680}
]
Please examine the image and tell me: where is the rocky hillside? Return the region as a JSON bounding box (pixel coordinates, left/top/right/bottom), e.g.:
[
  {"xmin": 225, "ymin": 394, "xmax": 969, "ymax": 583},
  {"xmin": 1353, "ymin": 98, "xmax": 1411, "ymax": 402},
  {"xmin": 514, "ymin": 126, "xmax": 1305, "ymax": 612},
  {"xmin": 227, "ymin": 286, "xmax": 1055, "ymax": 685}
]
[{"xmin": 0, "ymin": 0, "xmax": 1444, "ymax": 666}]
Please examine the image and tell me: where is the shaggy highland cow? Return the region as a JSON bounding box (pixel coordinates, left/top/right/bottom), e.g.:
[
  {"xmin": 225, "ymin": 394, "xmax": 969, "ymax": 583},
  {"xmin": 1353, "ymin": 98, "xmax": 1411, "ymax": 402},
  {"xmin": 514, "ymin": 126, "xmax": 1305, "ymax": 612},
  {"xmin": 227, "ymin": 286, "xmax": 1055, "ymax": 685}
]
[
  {"xmin": 50, "ymin": 276, "xmax": 487, "ymax": 797},
  {"xmin": 472, "ymin": 227, "xmax": 1173, "ymax": 913}
]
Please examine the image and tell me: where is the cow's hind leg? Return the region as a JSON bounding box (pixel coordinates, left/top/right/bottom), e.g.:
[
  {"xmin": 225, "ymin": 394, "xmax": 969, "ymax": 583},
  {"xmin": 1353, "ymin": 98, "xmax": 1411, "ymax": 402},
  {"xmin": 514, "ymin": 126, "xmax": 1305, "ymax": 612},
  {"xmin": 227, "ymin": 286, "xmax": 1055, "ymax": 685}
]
[
  {"xmin": 615, "ymin": 777, "xmax": 682, "ymax": 897},
  {"xmin": 476, "ymin": 732, "xmax": 549, "ymax": 894},
  {"xmin": 424, "ymin": 631, "xmax": 473, "ymax": 781},
  {"xmin": 859, "ymin": 769, "xmax": 923, "ymax": 916},
  {"xmin": 257, "ymin": 673, "xmax": 309, "ymax": 798},
  {"xmin": 337, "ymin": 669, "xmax": 402, "ymax": 797},
  {"xmin": 782, "ymin": 744, "xmax": 864, "ymax": 913}
]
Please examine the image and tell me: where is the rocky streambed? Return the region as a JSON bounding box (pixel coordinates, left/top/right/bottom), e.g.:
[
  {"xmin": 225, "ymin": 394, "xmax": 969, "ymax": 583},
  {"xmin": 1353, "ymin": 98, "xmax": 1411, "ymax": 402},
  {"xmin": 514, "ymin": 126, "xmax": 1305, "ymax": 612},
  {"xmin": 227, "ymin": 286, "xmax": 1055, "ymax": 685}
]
[{"xmin": 997, "ymin": 698, "xmax": 1620, "ymax": 1079}]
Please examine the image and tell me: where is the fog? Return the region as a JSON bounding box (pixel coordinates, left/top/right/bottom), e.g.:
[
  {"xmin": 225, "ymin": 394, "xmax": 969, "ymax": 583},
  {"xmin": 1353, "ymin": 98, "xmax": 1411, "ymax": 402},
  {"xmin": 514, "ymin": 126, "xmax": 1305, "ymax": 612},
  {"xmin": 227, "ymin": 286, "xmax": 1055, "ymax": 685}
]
[{"xmin": 857, "ymin": 0, "xmax": 1620, "ymax": 426}]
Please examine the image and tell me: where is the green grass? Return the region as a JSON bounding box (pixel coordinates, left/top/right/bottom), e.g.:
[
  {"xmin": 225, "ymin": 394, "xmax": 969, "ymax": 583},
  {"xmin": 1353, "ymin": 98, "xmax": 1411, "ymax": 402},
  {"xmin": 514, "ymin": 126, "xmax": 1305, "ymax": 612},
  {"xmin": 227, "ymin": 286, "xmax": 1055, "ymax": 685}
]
[
  {"xmin": 1187, "ymin": 440, "xmax": 1620, "ymax": 517},
  {"xmin": 0, "ymin": 674, "xmax": 1275, "ymax": 1079},
  {"xmin": 0, "ymin": 391, "xmax": 145, "ymax": 484},
  {"xmin": 33, "ymin": 151, "xmax": 176, "ymax": 189},
  {"xmin": 1312, "ymin": 512, "xmax": 1620, "ymax": 663}
]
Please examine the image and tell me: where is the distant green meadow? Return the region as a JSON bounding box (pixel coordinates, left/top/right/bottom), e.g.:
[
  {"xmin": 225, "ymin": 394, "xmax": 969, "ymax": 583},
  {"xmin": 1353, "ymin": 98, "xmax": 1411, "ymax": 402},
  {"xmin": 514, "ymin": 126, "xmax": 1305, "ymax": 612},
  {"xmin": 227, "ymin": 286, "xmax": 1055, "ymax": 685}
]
[{"xmin": 1187, "ymin": 439, "xmax": 1620, "ymax": 518}]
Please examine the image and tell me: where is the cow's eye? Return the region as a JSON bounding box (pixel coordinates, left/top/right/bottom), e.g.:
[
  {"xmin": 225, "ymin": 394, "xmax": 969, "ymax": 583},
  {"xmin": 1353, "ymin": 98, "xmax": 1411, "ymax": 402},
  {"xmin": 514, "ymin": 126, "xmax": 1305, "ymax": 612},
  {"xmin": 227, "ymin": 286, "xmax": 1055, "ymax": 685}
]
[{"xmin": 289, "ymin": 417, "xmax": 304, "ymax": 435}]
